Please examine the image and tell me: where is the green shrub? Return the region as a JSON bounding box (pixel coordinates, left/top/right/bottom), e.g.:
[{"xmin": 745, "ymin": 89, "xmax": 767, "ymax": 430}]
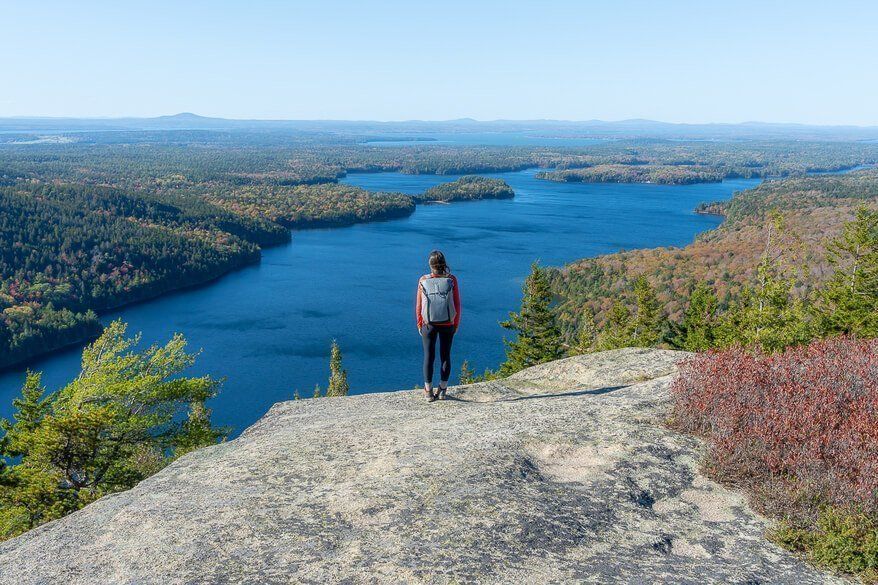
[{"xmin": 772, "ymin": 508, "xmax": 878, "ymax": 582}]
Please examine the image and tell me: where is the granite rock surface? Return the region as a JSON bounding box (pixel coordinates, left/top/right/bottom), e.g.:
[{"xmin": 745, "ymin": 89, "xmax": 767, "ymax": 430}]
[{"xmin": 0, "ymin": 348, "xmax": 840, "ymax": 584}]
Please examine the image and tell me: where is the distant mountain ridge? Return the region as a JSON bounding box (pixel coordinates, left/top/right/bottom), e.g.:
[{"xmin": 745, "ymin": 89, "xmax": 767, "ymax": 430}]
[{"xmin": 2, "ymin": 113, "xmax": 878, "ymax": 141}]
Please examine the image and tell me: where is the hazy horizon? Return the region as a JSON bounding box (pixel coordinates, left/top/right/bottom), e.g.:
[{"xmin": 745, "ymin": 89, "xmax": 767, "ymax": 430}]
[
  {"xmin": 3, "ymin": 1, "xmax": 877, "ymax": 126},
  {"xmin": 3, "ymin": 112, "xmax": 878, "ymax": 129}
]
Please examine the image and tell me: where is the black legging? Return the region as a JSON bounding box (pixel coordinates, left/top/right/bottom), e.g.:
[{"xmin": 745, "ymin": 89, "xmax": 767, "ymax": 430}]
[{"xmin": 420, "ymin": 324, "xmax": 455, "ymax": 384}]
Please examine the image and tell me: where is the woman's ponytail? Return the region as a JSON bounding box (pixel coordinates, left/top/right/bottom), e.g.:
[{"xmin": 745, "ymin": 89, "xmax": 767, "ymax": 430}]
[{"xmin": 428, "ymin": 250, "xmax": 449, "ymax": 275}]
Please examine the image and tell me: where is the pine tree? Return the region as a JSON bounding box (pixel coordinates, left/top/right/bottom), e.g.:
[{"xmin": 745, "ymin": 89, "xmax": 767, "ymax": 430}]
[
  {"xmin": 0, "ymin": 320, "xmax": 11, "ymax": 354},
  {"xmin": 573, "ymin": 306, "xmax": 598, "ymax": 354},
  {"xmin": 458, "ymin": 360, "xmax": 477, "ymax": 384},
  {"xmin": 818, "ymin": 205, "xmax": 878, "ymax": 336},
  {"xmin": 0, "ymin": 371, "xmax": 52, "ymax": 519},
  {"xmin": 594, "ymin": 300, "xmax": 633, "ymax": 350},
  {"xmin": 1, "ymin": 372, "xmax": 50, "ymax": 452},
  {"xmin": 593, "ymin": 276, "xmax": 663, "ymax": 351},
  {"xmin": 325, "ymin": 339, "xmax": 349, "ymax": 397},
  {"xmin": 714, "ymin": 257, "xmax": 811, "ymax": 352},
  {"xmin": 631, "ymin": 276, "xmax": 662, "ymax": 346},
  {"xmin": 710, "ymin": 211, "xmax": 812, "ymax": 353},
  {"xmin": 499, "ymin": 262, "xmax": 563, "ymax": 376},
  {"xmin": 0, "ymin": 320, "xmax": 223, "ymax": 541},
  {"xmin": 312, "ymin": 384, "xmax": 322, "ymax": 398},
  {"xmin": 174, "ymin": 402, "xmax": 224, "ymax": 457},
  {"xmin": 672, "ymin": 281, "xmax": 719, "ymax": 351}
]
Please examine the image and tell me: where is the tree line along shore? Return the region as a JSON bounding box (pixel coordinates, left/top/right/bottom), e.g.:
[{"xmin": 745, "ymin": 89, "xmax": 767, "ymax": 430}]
[
  {"xmin": 1, "ymin": 135, "xmax": 876, "ymax": 368},
  {"xmin": 0, "ymin": 171, "xmax": 511, "ymax": 369}
]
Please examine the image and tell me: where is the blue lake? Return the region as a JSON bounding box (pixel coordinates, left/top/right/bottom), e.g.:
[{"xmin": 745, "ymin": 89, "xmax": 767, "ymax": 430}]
[{"xmin": 0, "ymin": 170, "xmax": 760, "ymax": 435}]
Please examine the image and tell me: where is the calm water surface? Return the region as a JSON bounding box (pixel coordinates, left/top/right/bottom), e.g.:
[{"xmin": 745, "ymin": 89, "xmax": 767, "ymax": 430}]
[{"xmin": 0, "ymin": 170, "xmax": 760, "ymax": 435}]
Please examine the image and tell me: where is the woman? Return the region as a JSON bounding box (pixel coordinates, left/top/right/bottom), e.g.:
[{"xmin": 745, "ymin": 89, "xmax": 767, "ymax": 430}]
[{"xmin": 416, "ymin": 250, "xmax": 461, "ymax": 402}]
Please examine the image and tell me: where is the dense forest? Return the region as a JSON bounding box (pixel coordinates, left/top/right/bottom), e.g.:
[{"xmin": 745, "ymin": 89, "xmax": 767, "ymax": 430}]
[
  {"xmin": 0, "ymin": 178, "xmax": 420, "ymax": 367},
  {"xmin": 549, "ymin": 168, "xmax": 878, "ymax": 340},
  {"xmin": 2, "ymin": 133, "xmax": 877, "ymax": 369},
  {"xmin": 539, "ymin": 140, "xmax": 878, "ymax": 179},
  {"xmin": 0, "ymin": 182, "xmax": 272, "ymax": 368},
  {"xmin": 2, "ymin": 136, "xmax": 877, "ymax": 188},
  {"xmin": 537, "ymin": 141, "xmax": 878, "ymax": 185}
]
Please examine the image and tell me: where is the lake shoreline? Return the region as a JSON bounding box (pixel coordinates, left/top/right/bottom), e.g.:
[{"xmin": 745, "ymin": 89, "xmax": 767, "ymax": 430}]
[
  {"xmin": 11, "ymin": 162, "xmax": 859, "ymax": 375},
  {"xmin": 1, "ymin": 169, "xmax": 753, "ymax": 432},
  {"xmin": 0, "ymin": 180, "xmax": 505, "ymax": 372},
  {"xmin": 0, "ymin": 254, "xmax": 266, "ymax": 373}
]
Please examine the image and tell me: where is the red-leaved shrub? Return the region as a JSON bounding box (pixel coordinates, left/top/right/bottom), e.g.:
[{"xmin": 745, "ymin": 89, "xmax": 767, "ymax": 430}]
[{"xmin": 671, "ymin": 336, "xmax": 878, "ymax": 515}]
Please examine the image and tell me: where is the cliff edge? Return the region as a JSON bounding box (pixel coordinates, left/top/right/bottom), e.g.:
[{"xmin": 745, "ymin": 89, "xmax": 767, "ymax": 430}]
[{"xmin": 0, "ymin": 348, "xmax": 839, "ymax": 584}]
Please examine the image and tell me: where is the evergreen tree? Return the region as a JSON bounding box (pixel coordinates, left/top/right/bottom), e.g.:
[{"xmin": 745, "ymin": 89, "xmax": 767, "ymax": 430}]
[
  {"xmin": 595, "ymin": 300, "xmax": 633, "ymax": 350},
  {"xmin": 1, "ymin": 372, "xmax": 51, "ymax": 452},
  {"xmin": 0, "ymin": 320, "xmax": 11, "ymax": 355},
  {"xmin": 714, "ymin": 257, "xmax": 811, "ymax": 352},
  {"xmin": 325, "ymin": 339, "xmax": 349, "ymax": 397},
  {"xmin": 499, "ymin": 262, "xmax": 563, "ymax": 376},
  {"xmin": 458, "ymin": 360, "xmax": 477, "ymax": 384},
  {"xmin": 312, "ymin": 384, "xmax": 322, "ymax": 398},
  {"xmin": 173, "ymin": 403, "xmax": 224, "ymax": 457},
  {"xmin": 710, "ymin": 211, "xmax": 812, "ymax": 352},
  {"xmin": 573, "ymin": 306, "xmax": 598, "ymax": 354},
  {"xmin": 594, "ymin": 276, "xmax": 663, "ymax": 350},
  {"xmin": 672, "ymin": 281, "xmax": 719, "ymax": 351},
  {"xmin": 0, "ymin": 320, "xmax": 224, "ymax": 541},
  {"xmin": 631, "ymin": 276, "xmax": 662, "ymax": 346},
  {"xmin": 0, "ymin": 371, "xmax": 55, "ymax": 530},
  {"xmin": 818, "ymin": 205, "xmax": 878, "ymax": 337}
]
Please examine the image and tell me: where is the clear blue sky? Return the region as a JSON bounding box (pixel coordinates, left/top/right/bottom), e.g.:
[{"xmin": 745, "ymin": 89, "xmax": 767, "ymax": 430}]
[{"xmin": 2, "ymin": 0, "xmax": 876, "ymax": 125}]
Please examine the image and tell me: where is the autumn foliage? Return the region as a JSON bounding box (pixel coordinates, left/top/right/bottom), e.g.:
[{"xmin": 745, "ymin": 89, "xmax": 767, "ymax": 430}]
[{"xmin": 671, "ymin": 336, "xmax": 878, "ymax": 516}]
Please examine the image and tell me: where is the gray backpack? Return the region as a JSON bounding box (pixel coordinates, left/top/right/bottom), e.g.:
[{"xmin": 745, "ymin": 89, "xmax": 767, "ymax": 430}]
[{"xmin": 420, "ymin": 276, "xmax": 456, "ymax": 325}]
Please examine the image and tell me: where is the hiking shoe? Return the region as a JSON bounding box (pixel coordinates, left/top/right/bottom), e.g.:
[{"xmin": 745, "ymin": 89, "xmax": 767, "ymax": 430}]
[
  {"xmin": 425, "ymin": 389, "xmax": 436, "ymax": 402},
  {"xmin": 437, "ymin": 388, "xmax": 447, "ymax": 400}
]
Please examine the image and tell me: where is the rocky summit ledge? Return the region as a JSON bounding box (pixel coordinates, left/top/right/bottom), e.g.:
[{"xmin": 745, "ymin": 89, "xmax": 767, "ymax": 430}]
[{"xmin": 0, "ymin": 348, "xmax": 839, "ymax": 584}]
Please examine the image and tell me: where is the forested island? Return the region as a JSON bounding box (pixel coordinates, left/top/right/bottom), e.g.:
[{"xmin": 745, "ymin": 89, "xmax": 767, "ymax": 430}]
[{"xmin": 415, "ymin": 176, "xmax": 514, "ymax": 202}]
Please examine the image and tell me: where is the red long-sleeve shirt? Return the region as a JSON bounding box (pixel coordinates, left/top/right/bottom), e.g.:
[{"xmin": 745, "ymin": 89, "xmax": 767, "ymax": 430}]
[{"xmin": 416, "ymin": 273, "xmax": 461, "ymax": 329}]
